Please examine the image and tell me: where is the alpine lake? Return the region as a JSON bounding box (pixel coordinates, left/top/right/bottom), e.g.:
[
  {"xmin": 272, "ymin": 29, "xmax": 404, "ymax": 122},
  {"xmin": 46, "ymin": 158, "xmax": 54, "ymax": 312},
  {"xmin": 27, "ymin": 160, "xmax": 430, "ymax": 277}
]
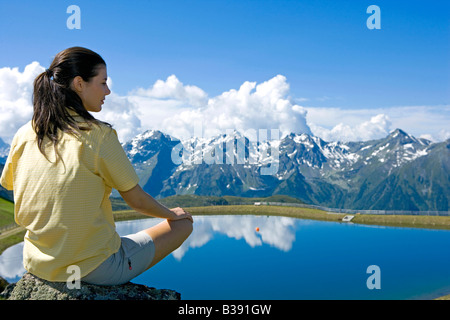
[{"xmin": 1, "ymin": 213, "xmax": 450, "ymax": 300}]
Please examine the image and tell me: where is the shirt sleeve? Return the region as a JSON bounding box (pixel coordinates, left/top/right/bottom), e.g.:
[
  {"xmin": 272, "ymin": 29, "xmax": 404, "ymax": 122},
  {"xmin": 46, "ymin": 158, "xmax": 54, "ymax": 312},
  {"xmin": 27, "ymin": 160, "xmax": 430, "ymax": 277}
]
[{"xmin": 97, "ymin": 128, "xmax": 139, "ymax": 192}]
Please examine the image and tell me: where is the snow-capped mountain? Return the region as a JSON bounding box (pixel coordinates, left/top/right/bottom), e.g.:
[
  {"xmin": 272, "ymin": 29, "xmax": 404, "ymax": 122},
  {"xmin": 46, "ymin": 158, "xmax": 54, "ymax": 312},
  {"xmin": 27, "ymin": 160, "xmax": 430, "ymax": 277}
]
[
  {"xmin": 0, "ymin": 137, "xmax": 13, "ymax": 201},
  {"xmin": 120, "ymin": 128, "xmax": 449, "ymax": 211},
  {"xmin": 0, "ymin": 127, "xmax": 447, "ymax": 211},
  {"xmin": 121, "ymin": 130, "xmax": 181, "ymax": 197},
  {"xmin": 0, "ymin": 137, "xmax": 9, "ymax": 163}
]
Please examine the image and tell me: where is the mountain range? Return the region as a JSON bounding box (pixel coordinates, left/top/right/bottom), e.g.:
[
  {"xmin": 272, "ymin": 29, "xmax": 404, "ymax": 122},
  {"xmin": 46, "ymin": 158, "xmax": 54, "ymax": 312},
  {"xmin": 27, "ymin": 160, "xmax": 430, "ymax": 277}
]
[
  {"xmin": 0, "ymin": 128, "xmax": 448, "ymax": 211},
  {"xmin": 120, "ymin": 128, "xmax": 449, "ymax": 211}
]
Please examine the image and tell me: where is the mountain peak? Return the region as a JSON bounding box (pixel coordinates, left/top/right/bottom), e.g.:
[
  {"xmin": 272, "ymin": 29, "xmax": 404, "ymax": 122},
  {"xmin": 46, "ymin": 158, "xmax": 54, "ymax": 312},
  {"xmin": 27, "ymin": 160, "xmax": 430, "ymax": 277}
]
[
  {"xmin": 387, "ymin": 128, "xmax": 419, "ymax": 143},
  {"xmin": 134, "ymin": 129, "xmax": 178, "ymax": 142},
  {"xmin": 122, "ymin": 129, "xmax": 179, "ymax": 162},
  {"xmin": 115, "ymin": 127, "xmax": 448, "ymax": 211},
  {"xmin": 390, "ymin": 128, "xmax": 409, "ymax": 137}
]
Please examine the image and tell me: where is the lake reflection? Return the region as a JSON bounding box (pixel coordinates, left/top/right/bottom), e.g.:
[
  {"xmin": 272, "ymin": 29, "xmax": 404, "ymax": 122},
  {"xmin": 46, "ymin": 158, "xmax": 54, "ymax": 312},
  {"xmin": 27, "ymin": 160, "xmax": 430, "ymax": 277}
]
[
  {"xmin": 1, "ymin": 215, "xmax": 450, "ymax": 300},
  {"xmin": 0, "ymin": 215, "xmax": 296, "ymax": 282},
  {"xmin": 117, "ymin": 215, "xmax": 298, "ymax": 260},
  {"xmin": 0, "ymin": 242, "xmax": 26, "ymax": 282}
]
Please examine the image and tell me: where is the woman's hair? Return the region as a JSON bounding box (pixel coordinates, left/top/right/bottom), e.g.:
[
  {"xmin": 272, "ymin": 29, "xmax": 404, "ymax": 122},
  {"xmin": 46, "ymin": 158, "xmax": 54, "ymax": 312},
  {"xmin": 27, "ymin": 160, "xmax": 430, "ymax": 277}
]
[{"xmin": 32, "ymin": 46, "xmax": 109, "ymax": 159}]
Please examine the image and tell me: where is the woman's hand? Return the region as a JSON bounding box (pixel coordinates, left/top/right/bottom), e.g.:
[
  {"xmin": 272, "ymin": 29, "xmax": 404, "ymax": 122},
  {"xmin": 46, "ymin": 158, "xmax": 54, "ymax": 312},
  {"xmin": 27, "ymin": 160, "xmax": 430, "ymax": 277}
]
[{"xmin": 169, "ymin": 207, "xmax": 194, "ymax": 223}]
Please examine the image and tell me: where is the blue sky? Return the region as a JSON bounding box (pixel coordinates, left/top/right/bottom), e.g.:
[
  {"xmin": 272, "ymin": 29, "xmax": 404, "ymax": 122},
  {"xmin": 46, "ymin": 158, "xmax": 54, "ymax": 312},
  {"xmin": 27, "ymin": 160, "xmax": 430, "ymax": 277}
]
[{"xmin": 0, "ymin": 0, "xmax": 449, "ymax": 143}]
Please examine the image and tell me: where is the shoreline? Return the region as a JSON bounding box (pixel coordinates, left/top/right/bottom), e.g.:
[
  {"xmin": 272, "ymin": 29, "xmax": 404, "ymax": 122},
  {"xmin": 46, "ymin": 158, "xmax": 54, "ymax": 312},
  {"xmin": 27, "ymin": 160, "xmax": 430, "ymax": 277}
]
[
  {"xmin": 185, "ymin": 205, "xmax": 450, "ymax": 230},
  {"xmin": 2, "ymin": 205, "xmax": 449, "ymax": 255},
  {"xmin": 115, "ymin": 204, "xmax": 450, "ymax": 230},
  {"xmin": 1, "ymin": 205, "xmax": 449, "ymax": 300}
]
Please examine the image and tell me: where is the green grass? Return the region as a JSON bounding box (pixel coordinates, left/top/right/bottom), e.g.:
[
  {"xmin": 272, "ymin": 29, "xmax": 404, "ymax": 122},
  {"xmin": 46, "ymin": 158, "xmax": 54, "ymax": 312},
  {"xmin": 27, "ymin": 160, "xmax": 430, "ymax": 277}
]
[
  {"xmin": 0, "ymin": 229, "xmax": 26, "ymax": 255},
  {"xmin": 0, "ymin": 197, "xmax": 22, "ymax": 255},
  {"xmin": 0, "ymin": 197, "xmax": 15, "ymax": 227},
  {"xmin": 187, "ymin": 205, "xmax": 340, "ymax": 221},
  {"xmin": 187, "ymin": 205, "xmax": 450, "ymax": 230},
  {"xmin": 344, "ymin": 211, "xmax": 450, "ymax": 230}
]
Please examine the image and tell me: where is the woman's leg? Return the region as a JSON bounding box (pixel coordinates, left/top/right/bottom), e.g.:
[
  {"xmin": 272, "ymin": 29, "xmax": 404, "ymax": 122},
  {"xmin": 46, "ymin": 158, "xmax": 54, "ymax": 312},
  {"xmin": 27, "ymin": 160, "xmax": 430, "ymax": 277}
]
[{"xmin": 141, "ymin": 218, "xmax": 193, "ymax": 270}]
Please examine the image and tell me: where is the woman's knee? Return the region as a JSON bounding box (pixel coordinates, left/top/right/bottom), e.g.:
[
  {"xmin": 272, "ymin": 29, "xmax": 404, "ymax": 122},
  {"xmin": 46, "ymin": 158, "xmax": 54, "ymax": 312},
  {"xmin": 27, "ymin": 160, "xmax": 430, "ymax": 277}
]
[{"xmin": 170, "ymin": 218, "xmax": 193, "ymax": 239}]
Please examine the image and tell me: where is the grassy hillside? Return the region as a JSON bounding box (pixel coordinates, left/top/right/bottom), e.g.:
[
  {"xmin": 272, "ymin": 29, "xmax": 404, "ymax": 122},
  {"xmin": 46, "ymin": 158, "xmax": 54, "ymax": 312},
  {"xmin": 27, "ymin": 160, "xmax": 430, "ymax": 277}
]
[{"xmin": 0, "ymin": 196, "xmax": 14, "ymax": 227}]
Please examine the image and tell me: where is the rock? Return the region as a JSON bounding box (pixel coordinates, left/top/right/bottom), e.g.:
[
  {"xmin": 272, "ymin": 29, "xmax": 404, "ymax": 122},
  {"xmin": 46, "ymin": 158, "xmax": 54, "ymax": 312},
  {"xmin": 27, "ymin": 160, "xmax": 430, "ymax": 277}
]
[
  {"xmin": 2, "ymin": 272, "xmax": 180, "ymax": 300},
  {"xmin": 0, "ymin": 276, "xmax": 15, "ymax": 300},
  {"xmin": 0, "ymin": 276, "xmax": 8, "ymax": 291}
]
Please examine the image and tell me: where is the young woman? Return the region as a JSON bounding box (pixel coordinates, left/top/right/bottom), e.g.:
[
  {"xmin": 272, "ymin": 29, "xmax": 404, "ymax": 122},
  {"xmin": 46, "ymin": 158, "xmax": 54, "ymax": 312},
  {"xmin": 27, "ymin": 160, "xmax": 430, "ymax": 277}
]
[{"xmin": 0, "ymin": 47, "xmax": 193, "ymax": 285}]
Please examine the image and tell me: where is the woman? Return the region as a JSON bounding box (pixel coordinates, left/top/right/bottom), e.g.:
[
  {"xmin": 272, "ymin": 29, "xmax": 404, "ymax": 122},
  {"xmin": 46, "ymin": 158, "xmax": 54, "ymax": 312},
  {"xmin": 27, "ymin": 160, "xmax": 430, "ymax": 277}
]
[{"xmin": 0, "ymin": 47, "xmax": 193, "ymax": 285}]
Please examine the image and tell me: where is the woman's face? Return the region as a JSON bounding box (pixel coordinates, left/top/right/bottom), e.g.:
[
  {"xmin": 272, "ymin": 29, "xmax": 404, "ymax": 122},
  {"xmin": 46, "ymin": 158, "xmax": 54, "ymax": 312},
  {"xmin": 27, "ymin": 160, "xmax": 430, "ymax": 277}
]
[{"xmin": 72, "ymin": 65, "xmax": 111, "ymax": 112}]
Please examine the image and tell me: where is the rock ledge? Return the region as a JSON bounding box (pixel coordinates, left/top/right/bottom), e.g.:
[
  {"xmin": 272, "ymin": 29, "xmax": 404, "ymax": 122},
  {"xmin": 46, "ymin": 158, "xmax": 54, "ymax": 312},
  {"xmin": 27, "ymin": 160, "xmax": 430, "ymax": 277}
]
[{"xmin": 1, "ymin": 272, "xmax": 180, "ymax": 300}]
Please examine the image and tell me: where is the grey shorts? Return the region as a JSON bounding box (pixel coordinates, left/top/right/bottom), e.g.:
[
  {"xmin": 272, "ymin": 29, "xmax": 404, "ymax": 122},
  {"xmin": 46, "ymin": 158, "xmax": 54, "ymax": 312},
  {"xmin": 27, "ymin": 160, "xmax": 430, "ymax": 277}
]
[{"xmin": 81, "ymin": 231, "xmax": 155, "ymax": 286}]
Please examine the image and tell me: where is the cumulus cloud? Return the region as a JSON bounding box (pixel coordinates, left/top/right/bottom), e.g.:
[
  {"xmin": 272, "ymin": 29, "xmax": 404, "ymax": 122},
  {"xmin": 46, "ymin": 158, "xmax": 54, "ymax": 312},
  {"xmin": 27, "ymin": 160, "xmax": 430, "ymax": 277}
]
[
  {"xmin": 0, "ymin": 62, "xmax": 142, "ymax": 144},
  {"xmin": 309, "ymin": 113, "xmax": 392, "ymax": 142},
  {"xmin": 96, "ymin": 91, "xmax": 142, "ymax": 143},
  {"xmin": 128, "ymin": 75, "xmax": 449, "ymax": 142},
  {"xmin": 132, "ymin": 74, "xmax": 208, "ymax": 108},
  {"xmin": 126, "ymin": 75, "xmax": 208, "ymax": 139},
  {"xmin": 132, "ymin": 74, "xmax": 312, "ymax": 140},
  {"xmin": 94, "ymin": 77, "xmax": 143, "ymax": 142},
  {"xmin": 0, "ymin": 62, "xmax": 43, "ymax": 143},
  {"xmin": 1, "ymin": 62, "xmax": 448, "ymax": 145},
  {"xmin": 306, "ymin": 105, "xmax": 450, "ymax": 142}
]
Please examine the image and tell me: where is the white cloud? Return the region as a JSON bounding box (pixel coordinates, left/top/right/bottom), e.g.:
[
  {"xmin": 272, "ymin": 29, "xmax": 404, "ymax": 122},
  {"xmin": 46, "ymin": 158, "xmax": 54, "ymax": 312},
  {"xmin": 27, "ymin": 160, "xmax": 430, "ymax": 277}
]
[
  {"xmin": 168, "ymin": 215, "xmax": 298, "ymax": 260},
  {"xmin": 137, "ymin": 74, "xmax": 312, "ymax": 140},
  {"xmin": 435, "ymin": 129, "xmax": 450, "ymax": 141},
  {"xmin": 130, "ymin": 76, "xmax": 448, "ymax": 143},
  {"xmin": 309, "ymin": 113, "xmax": 392, "ymax": 142},
  {"xmin": 1, "ymin": 63, "xmax": 448, "ymax": 145},
  {"xmin": 0, "ymin": 62, "xmax": 43, "ymax": 143},
  {"xmin": 0, "ymin": 62, "xmax": 142, "ymax": 144},
  {"xmin": 0, "ymin": 242, "xmax": 26, "ymax": 280},
  {"xmin": 100, "ymin": 215, "xmax": 298, "ymax": 261},
  {"xmin": 96, "ymin": 91, "xmax": 142, "ymax": 143},
  {"xmin": 132, "ymin": 74, "xmax": 208, "ymax": 108},
  {"xmin": 306, "ymin": 105, "xmax": 450, "ymax": 142}
]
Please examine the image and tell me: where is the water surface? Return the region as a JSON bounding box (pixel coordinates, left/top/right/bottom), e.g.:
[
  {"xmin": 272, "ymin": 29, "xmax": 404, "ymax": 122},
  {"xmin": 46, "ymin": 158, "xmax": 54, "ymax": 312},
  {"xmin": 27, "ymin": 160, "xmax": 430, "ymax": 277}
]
[{"xmin": 1, "ymin": 215, "xmax": 449, "ymax": 299}]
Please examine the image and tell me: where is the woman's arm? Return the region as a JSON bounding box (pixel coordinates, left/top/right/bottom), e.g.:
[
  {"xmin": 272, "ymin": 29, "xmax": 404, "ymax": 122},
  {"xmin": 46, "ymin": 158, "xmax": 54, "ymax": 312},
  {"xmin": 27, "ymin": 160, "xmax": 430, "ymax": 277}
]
[{"xmin": 119, "ymin": 184, "xmax": 193, "ymax": 222}]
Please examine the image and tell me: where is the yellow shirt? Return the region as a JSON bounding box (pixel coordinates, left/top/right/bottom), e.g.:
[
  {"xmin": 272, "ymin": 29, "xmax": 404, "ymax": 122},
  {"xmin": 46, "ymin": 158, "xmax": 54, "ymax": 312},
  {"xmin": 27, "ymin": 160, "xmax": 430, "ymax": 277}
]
[{"xmin": 0, "ymin": 114, "xmax": 139, "ymax": 281}]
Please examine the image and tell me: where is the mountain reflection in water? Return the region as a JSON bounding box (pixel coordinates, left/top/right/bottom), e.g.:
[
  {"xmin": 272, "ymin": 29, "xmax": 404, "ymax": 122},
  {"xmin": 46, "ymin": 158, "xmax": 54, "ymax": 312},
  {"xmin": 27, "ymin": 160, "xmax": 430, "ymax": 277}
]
[
  {"xmin": 117, "ymin": 215, "xmax": 298, "ymax": 260},
  {"xmin": 0, "ymin": 215, "xmax": 298, "ymax": 282}
]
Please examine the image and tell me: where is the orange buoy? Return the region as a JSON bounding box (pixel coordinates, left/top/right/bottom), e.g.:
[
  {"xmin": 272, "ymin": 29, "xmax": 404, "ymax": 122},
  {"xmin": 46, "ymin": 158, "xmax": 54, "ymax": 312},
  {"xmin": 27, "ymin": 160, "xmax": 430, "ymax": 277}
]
[{"xmin": 255, "ymin": 227, "xmax": 260, "ymax": 232}]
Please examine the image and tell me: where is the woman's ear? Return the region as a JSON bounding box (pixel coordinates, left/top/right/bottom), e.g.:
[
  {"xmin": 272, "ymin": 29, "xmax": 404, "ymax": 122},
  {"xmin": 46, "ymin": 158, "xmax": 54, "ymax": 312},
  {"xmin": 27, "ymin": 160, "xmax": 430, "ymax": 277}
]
[{"xmin": 70, "ymin": 75, "xmax": 85, "ymax": 94}]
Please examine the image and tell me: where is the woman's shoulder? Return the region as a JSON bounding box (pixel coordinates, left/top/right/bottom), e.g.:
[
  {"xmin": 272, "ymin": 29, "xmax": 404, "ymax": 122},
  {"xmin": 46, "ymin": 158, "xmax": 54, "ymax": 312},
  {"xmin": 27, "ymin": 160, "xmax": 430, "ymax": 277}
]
[
  {"xmin": 13, "ymin": 121, "xmax": 35, "ymax": 141},
  {"xmin": 79, "ymin": 120, "xmax": 118, "ymax": 145},
  {"xmin": 65, "ymin": 109, "xmax": 116, "ymax": 139},
  {"xmin": 92, "ymin": 120, "xmax": 117, "ymax": 138}
]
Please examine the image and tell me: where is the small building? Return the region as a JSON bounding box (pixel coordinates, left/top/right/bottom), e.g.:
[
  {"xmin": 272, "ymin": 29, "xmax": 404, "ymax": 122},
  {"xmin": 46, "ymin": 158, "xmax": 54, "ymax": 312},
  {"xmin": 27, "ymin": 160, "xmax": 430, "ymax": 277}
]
[{"xmin": 342, "ymin": 215, "xmax": 355, "ymax": 222}]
